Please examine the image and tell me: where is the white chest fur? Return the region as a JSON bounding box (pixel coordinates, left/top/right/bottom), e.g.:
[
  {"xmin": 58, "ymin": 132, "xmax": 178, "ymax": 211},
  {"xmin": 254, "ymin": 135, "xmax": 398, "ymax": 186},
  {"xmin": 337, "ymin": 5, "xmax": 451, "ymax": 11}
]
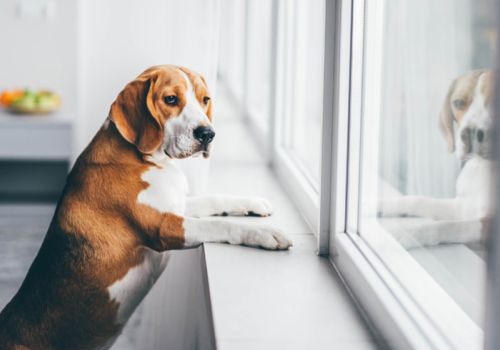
[
  {"xmin": 107, "ymin": 159, "xmax": 188, "ymax": 324},
  {"xmin": 456, "ymin": 156, "xmax": 493, "ymax": 218},
  {"xmin": 107, "ymin": 249, "xmax": 171, "ymax": 324},
  {"xmin": 137, "ymin": 159, "xmax": 188, "ymax": 215}
]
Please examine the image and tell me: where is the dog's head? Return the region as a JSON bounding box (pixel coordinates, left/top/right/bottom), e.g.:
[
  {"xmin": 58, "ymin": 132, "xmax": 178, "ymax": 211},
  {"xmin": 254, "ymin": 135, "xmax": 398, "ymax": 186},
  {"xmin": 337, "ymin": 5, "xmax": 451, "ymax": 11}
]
[
  {"xmin": 439, "ymin": 69, "xmax": 494, "ymax": 161},
  {"xmin": 109, "ymin": 65, "xmax": 215, "ymax": 159}
]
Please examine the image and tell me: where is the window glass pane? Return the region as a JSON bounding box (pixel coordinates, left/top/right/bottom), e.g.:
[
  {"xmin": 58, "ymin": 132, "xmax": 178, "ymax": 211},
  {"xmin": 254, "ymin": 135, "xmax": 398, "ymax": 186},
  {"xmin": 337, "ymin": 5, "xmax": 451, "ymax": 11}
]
[
  {"xmin": 246, "ymin": 0, "xmax": 273, "ymax": 133},
  {"xmin": 218, "ymin": 0, "xmax": 247, "ymax": 101},
  {"xmin": 280, "ymin": 0, "xmax": 325, "ymax": 187},
  {"xmin": 359, "ymin": 0, "xmax": 496, "ymax": 332}
]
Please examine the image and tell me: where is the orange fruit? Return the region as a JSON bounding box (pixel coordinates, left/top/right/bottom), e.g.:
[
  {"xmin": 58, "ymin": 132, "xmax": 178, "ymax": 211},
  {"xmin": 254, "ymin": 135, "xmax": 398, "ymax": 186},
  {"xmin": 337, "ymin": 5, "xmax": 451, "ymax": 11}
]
[{"xmin": 0, "ymin": 90, "xmax": 24, "ymax": 107}]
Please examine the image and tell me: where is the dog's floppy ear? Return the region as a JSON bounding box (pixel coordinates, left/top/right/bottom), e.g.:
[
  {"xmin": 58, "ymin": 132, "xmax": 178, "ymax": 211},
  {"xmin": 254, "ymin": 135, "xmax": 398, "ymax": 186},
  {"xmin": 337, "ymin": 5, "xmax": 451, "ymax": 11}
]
[
  {"xmin": 199, "ymin": 74, "xmax": 213, "ymax": 120},
  {"xmin": 109, "ymin": 77, "xmax": 163, "ymax": 154},
  {"xmin": 439, "ymin": 80, "xmax": 456, "ymax": 153}
]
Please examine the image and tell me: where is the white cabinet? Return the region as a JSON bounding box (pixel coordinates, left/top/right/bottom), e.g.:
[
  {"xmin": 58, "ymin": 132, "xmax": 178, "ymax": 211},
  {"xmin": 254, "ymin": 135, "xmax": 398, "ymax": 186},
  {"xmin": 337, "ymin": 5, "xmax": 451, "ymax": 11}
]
[
  {"xmin": 0, "ymin": 111, "xmax": 73, "ymax": 202},
  {"xmin": 0, "ymin": 111, "xmax": 72, "ymax": 161}
]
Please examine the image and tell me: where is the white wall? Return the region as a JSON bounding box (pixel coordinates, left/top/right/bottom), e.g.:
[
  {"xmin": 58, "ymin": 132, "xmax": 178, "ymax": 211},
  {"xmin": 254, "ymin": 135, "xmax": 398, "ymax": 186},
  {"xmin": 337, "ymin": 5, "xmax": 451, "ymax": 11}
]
[
  {"xmin": 0, "ymin": 0, "xmax": 78, "ymax": 115},
  {"xmin": 77, "ymin": 0, "xmax": 220, "ymax": 155},
  {"xmin": 135, "ymin": 248, "xmax": 215, "ymax": 350}
]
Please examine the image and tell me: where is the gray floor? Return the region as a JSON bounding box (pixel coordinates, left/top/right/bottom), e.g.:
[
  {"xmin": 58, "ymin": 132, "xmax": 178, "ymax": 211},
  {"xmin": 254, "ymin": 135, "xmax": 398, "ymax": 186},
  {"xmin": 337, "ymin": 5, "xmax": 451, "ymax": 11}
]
[{"xmin": 0, "ymin": 207, "xmax": 51, "ymax": 309}]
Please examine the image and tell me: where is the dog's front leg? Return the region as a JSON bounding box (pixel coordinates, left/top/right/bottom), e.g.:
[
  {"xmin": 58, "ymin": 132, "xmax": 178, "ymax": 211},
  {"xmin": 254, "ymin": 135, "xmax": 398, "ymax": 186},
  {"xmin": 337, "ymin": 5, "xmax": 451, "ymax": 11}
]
[
  {"xmin": 182, "ymin": 217, "xmax": 292, "ymax": 250},
  {"xmin": 388, "ymin": 219, "xmax": 484, "ymax": 249},
  {"xmin": 147, "ymin": 212, "xmax": 292, "ymax": 251},
  {"xmin": 186, "ymin": 194, "xmax": 273, "ymax": 217},
  {"xmin": 379, "ymin": 196, "xmax": 462, "ymax": 220}
]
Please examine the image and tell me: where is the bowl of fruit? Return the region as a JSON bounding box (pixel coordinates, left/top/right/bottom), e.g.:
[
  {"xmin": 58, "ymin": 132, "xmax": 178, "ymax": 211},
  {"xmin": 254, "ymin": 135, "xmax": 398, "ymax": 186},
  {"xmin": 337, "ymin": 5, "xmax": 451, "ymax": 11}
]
[{"xmin": 0, "ymin": 89, "xmax": 61, "ymax": 115}]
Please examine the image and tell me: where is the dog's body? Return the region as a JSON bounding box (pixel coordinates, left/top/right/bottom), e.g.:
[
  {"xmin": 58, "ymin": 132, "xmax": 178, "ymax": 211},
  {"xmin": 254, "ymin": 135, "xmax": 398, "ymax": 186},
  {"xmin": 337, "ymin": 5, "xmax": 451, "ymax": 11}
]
[
  {"xmin": 380, "ymin": 69, "xmax": 494, "ymax": 248},
  {"xmin": 0, "ymin": 65, "xmax": 291, "ymax": 350}
]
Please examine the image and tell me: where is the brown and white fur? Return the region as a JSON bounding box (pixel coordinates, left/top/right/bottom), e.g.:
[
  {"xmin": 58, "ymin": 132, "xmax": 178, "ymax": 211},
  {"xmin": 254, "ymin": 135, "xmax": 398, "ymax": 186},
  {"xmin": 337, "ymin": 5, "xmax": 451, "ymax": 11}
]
[
  {"xmin": 380, "ymin": 69, "xmax": 495, "ymax": 249},
  {"xmin": 0, "ymin": 65, "xmax": 292, "ymax": 350}
]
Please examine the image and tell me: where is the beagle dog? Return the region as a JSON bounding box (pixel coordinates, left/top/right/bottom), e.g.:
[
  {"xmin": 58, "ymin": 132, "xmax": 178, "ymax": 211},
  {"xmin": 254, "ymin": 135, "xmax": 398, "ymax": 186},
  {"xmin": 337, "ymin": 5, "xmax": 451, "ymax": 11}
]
[
  {"xmin": 380, "ymin": 69, "xmax": 494, "ymax": 249},
  {"xmin": 0, "ymin": 65, "xmax": 292, "ymax": 350}
]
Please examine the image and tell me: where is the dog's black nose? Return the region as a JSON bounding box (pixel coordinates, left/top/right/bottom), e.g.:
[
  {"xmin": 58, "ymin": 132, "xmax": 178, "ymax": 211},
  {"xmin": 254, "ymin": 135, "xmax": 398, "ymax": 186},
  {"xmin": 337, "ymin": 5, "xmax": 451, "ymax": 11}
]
[
  {"xmin": 477, "ymin": 129, "xmax": 485, "ymax": 143},
  {"xmin": 193, "ymin": 126, "xmax": 216, "ymax": 145}
]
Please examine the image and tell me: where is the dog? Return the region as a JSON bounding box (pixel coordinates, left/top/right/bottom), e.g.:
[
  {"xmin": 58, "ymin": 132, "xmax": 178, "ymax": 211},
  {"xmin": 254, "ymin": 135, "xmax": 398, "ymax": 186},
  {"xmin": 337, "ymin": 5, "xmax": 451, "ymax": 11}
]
[
  {"xmin": 0, "ymin": 65, "xmax": 292, "ymax": 350},
  {"xmin": 379, "ymin": 69, "xmax": 494, "ymax": 249}
]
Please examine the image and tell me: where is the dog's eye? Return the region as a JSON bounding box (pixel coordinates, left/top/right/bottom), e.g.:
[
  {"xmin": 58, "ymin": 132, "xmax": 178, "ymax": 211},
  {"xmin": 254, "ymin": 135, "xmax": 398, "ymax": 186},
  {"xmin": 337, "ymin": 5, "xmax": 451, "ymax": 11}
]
[
  {"xmin": 203, "ymin": 96, "xmax": 211, "ymax": 105},
  {"xmin": 164, "ymin": 95, "xmax": 179, "ymax": 106},
  {"xmin": 453, "ymin": 99, "xmax": 466, "ymax": 110}
]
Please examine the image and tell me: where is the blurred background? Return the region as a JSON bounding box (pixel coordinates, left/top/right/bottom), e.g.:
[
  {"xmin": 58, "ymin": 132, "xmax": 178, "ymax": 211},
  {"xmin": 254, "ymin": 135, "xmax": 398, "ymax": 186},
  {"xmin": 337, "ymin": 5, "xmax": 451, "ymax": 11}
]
[{"xmin": 0, "ymin": 0, "xmax": 497, "ymax": 348}]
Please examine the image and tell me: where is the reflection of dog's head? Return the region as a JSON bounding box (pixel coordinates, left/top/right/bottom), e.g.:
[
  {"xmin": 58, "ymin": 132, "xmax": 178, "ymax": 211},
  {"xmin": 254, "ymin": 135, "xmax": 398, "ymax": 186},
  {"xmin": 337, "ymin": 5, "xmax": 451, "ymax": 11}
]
[
  {"xmin": 109, "ymin": 65, "xmax": 215, "ymax": 159},
  {"xmin": 439, "ymin": 69, "xmax": 494, "ymax": 161}
]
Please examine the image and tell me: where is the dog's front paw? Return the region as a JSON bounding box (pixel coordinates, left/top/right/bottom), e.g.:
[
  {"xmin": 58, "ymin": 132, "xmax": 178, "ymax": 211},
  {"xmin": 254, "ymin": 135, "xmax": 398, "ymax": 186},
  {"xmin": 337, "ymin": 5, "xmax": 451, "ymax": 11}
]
[
  {"xmin": 228, "ymin": 197, "xmax": 273, "ymax": 217},
  {"xmin": 377, "ymin": 198, "xmax": 404, "ymax": 217},
  {"xmin": 244, "ymin": 197, "xmax": 274, "ymax": 217},
  {"xmin": 244, "ymin": 226, "xmax": 293, "ymax": 250}
]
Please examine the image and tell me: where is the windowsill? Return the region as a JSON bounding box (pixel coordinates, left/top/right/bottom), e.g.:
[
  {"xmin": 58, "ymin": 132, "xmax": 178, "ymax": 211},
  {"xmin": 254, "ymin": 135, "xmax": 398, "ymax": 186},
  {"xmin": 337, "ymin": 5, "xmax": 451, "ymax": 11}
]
[
  {"xmin": 200, "ymin": 87, "xmax": 376, "ymax": 349},
  {"xmin": 204, "ymin": 236, "xmax": 375, "ymax": 349}
]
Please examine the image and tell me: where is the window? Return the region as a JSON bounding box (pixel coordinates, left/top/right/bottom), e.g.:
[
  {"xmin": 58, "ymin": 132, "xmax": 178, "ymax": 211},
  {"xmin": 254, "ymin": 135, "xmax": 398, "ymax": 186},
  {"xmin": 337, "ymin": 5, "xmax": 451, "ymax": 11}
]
[
  {"xmin": 219, "ymin": 0, "xmax": 500, "ymax": 347},
  {"xmin": 327, "ymin": 0, "xmax": 497, "ymax": 348},
  {"xmin": 277, "ymin": 0, "xmax": 325, "ymax": 186},
  {"xmin": 361, "ymin": 0, "xmax": 495, "ymax": 327}
]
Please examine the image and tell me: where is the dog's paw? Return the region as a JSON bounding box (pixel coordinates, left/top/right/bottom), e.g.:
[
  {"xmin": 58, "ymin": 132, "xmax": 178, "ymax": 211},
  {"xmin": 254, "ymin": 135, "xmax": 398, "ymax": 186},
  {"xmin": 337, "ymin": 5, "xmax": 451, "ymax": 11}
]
[
  {"xmin": 377, "ymin": 198, "xmax": 404, "ymax": 217},
  {"xmin": 244, "ymin": 226, "xmax": 293, "ymax": 250},
  {"xmin": 245, "ymin": 197, "xmax": 274, "ymax": 217},
  {"xmin": 228, "ymin": 197, "xmax": 273, "ymax": 217}
]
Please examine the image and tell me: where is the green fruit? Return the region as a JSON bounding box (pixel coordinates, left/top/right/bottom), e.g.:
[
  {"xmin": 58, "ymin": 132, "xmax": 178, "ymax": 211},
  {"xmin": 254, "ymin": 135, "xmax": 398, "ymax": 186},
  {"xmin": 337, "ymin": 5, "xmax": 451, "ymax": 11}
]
[
  {"xmin": 12, "ymin": 94, "xmax": 36, "ymax": 110},
  {"xmin": 37, "ymin": 95, "xmax": 54, "ymax": 109}
]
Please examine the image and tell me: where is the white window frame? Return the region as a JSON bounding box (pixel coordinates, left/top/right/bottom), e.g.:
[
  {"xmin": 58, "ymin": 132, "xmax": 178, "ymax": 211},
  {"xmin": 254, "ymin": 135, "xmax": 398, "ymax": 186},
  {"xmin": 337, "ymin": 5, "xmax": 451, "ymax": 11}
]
[
  {"xmin": 485, "ymin": 18, "xmax": 500, "ymax": 346},
  {"xmin": 320, "ymin": 0, "xmax": 490, "ymax": 348}
]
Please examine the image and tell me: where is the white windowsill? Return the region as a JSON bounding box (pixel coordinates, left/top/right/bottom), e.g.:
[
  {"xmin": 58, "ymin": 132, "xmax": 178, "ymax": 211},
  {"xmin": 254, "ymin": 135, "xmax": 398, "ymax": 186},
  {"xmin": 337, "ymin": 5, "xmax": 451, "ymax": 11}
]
[
  {"xmin": 204, "ymin": 237, "xmax": 375, "ymax": 349},
  {"xmin": 200, "ymin": 88, "xmax": 377, "ymax": 349}
]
